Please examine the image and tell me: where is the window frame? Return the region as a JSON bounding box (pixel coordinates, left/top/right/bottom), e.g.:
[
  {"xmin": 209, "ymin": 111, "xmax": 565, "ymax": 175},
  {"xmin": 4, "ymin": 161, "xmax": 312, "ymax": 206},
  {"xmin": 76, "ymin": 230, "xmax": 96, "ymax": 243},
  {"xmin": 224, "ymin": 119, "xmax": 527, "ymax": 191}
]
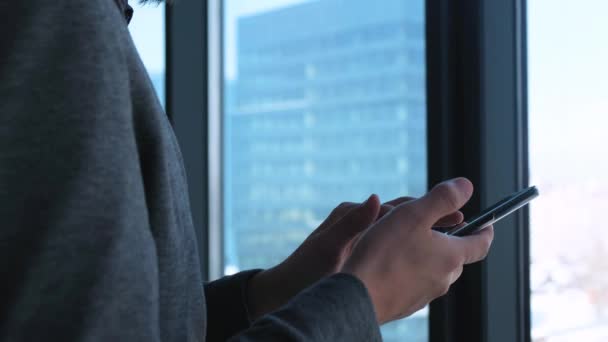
[
  {"xmin": 167, "ymin": 0, "xmax": 530, "ymax": 340},
  {"xmin": 166, "ymin": 0, "xmax": 214, "ymax": 281},
  {"xmin": 427, "ymin": 0, "xmax": 530, "ymax": 341}
]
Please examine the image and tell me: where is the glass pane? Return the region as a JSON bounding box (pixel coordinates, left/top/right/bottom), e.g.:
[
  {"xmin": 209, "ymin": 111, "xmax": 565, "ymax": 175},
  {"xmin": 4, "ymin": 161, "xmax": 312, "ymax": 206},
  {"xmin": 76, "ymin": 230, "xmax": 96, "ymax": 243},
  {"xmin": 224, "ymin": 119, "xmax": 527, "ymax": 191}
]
[
  {"xmin": 529, "ymin": 0, "xmax": 608, "ymax": 341},
  {"xmin": 129, "ymin": 2, "xmax": 166, "ymax": 106},
  {"xmin": 223, "ymin": 1, "xmax": 427, "ymax": 340}
]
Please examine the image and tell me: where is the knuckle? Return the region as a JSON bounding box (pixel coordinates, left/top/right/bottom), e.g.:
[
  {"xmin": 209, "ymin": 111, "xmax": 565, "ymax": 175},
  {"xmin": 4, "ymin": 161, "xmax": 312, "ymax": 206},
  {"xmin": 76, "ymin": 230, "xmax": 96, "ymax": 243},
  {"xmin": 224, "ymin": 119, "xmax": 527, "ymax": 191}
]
[
  {"xmin": 380, "ymin": 204, "xmax": 393, "ymax": 211},
  {"xmin": 379, "ymin": 204, "xmax": 394, "ymax": 216},
  {"xmin": 485, "ymin": 229, "xmax": 495, "ymax": 246},
  {"xmin": 394, "ymin": 196, "xmax": 415, "ymax": 205},
  {"xmin": 481, "ymin": 250, "xmax": 489, "ymax": 260},
  {"xmin": 436, "ymin": 280, "xmax": 451, "ymax": 297},
  {"xmin": 429, "ymin": 270, "xmax": 450, "ymax": 297},
  {"xmin": 453, "ymin": 265, "xmax": 464, "ymax": 281},
  {"xmin": 482, "ymin": 236, "xmax": 492, "ymax": 252},
  {"xmin": 338, "ymin": 201, "xmax": 351, "ymax": 208},
  {"xmin": 444, "ymin": 253, "xmax": 462, "ymax": 271},
  {"xmin": 405, "ymin": 207, "xmax": 427, "ymax": 226},
  {"xmin": 481, "ymin": 242, "xmax": 491, "ymax": 258},
  {"xmin": 477, "ymin": 232, "xmax": 494, "ymax": 258},
  {"xmin": 332, "ymin": 202, "xmax": 354, "ymax": 215}
]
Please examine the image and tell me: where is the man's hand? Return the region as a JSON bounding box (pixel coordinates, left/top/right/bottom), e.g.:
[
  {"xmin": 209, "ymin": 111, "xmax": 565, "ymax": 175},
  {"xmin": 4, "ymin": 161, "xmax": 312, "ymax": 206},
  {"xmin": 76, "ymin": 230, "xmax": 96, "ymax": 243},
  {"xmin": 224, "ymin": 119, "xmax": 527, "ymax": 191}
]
[
  {"xmin": 342, "ymin": 178, "xmax": 494, "ymax": 324},
  {"xmin": 247, "ymin": 192, "xmax": 464, "ymax": 320}
]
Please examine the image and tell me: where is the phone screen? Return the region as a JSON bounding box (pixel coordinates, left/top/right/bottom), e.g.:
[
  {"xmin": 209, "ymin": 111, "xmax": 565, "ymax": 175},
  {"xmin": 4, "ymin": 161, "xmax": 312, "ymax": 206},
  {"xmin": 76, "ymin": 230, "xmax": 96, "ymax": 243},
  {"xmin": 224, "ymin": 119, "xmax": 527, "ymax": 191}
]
[{"xmin": 446, "ymin": 186, "xmax": 539, "ymax": 236}]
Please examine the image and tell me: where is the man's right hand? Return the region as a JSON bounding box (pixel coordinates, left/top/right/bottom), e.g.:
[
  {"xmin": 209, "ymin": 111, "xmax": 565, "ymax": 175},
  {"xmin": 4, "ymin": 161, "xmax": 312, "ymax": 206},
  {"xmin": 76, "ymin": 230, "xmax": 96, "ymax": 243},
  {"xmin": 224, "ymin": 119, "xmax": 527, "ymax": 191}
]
[{"xmin": 342, "ymin": 178, "xmax": 494, "ymax": 324}]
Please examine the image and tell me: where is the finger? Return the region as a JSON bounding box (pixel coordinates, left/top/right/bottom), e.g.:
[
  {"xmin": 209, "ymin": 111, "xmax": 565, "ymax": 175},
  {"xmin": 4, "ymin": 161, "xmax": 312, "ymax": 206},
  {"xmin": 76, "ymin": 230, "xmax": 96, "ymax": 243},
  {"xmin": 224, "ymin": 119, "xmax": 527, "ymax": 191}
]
[
  {"xmin": 315, "ymin": 202, "xmax": 359, "ymax": 234},
  {"xmin": 408, "ymin": 178, "xmax": 474, "ymax": 227},
  {"xmin": 330, "ymin": 194, "xmax": 381, "ymax": 242},
  {"xmin": 330, "ymin": 202, "xmax": 359, "ymax": 221},
  {"xmin": 383, "ymin": 196, "xmax": 416, "ymax": 207},
  {"xmin": 435, "ymin": 211, "xmax": 464, "ymax": 227},
  {"xmin": 432, "ymin": 221, "xmax": 464, "ymax": 233},
  {"xmin": 378, "ymin": 204, "xmax": 394, "ymax": 219},
  {"xmin": 378, "ymin": 197, "xmax": 416, "ymax": 219},
  {"xmin": 448, "ymin": 265, "xmax": 464, "ymax": 285},
  {"xmin": 452, "ymin": 225, "xmax": 494, "ymax": 264}
]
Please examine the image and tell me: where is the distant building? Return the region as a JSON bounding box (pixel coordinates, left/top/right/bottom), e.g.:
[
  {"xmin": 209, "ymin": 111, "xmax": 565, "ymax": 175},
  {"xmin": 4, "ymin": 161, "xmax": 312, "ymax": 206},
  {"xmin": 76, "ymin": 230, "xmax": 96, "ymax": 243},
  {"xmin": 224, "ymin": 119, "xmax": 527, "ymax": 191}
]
[
  {"xmin": 224, "ymin": 0, "xmax": 426, "ymax": 340},
  {"xmin": 225, "ymin": 0, "xmax": 426, "ymax": 271}
]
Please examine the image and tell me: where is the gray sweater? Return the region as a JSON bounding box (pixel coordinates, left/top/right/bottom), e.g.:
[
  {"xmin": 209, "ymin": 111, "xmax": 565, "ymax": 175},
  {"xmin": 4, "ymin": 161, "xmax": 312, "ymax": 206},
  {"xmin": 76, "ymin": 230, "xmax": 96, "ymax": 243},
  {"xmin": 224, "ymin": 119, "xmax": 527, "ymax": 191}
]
[{"xmin": 0, "ymin": 1, "xmax": 382, "ymax": 341}]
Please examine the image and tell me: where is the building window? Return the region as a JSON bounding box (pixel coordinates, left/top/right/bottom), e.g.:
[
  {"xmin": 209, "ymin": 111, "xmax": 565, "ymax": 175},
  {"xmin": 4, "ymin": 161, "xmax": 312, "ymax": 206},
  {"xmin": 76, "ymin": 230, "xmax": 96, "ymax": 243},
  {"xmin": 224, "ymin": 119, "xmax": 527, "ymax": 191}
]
[{"xmin": 223, "ymin": 1, "xmax": 427, "ymax": 340}]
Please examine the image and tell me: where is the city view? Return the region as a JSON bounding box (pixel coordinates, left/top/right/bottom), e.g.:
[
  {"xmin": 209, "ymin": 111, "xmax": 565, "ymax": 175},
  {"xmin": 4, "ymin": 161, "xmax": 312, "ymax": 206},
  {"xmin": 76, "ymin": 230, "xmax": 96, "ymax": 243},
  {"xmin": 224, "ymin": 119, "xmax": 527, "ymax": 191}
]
[{"xmin": 528, "ymin": 0, "xmax": 608, "ymax": 340}]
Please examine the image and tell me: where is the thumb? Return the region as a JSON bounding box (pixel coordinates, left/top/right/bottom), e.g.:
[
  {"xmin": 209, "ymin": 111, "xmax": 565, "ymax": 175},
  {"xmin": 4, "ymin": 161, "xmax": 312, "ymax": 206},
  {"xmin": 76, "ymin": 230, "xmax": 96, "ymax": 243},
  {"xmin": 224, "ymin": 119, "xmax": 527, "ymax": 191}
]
[
  {"xmin": 409, "ymin": 178, "xmax": 473, "ymax": 227},
  {"xmin": 329, "ymin": 194, "xmax": 381, "ymax": 243}
]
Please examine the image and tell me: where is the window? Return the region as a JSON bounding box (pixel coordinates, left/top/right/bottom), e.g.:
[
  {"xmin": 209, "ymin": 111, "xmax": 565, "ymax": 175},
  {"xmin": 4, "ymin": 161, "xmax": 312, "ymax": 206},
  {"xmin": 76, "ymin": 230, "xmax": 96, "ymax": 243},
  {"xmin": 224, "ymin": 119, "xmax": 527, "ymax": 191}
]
[
  {"xmin": 222, "ymin": 0, "xmax": 427, "ymax": 340},
  {"xmin": 167, "ymin": 0, "xmax": 531, "ymax": 340},
  {"xmin": 128, "ymin": 2, "xmax": 166, "ymax": 105},
  {"xmin": 529, "ymin": 0, "xmax": 608, "ymax": 340}
]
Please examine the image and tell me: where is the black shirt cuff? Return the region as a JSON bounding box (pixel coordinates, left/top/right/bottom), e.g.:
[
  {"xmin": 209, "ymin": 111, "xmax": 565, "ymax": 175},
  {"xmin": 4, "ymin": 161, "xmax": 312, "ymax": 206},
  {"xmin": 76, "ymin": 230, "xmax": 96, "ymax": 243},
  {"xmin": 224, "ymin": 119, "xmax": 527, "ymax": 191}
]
[{"xmin": 204, "ymin": 269, "xmax": 263, "ymax": 341}]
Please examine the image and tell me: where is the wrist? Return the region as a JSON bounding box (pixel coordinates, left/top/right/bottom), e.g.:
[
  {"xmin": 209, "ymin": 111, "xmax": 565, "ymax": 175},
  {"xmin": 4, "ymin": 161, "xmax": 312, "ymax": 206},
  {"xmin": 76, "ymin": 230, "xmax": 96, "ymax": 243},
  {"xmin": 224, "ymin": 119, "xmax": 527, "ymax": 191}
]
[
  {"xmin": 246, "ymin": 266, "xmax": 286, "ymax": 320},
  {"xmin": 341, "ymin": 266, "xmax": 387, "ymax": 324}
]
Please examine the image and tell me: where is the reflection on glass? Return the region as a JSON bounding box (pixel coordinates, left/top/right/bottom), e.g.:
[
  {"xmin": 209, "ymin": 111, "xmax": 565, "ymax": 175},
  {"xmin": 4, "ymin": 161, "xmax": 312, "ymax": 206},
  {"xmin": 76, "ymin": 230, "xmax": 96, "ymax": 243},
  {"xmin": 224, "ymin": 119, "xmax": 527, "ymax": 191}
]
[
  {"xmin": 128, "ymin": 2, "xmax": 165, "ymax": 105},
  {"xmin": 223, "ymin": 1, "xmax": 427, "ymax": 340},
  {"xmin": 529, "ymin": 0, "xmax": 608, "ymax": 341}
]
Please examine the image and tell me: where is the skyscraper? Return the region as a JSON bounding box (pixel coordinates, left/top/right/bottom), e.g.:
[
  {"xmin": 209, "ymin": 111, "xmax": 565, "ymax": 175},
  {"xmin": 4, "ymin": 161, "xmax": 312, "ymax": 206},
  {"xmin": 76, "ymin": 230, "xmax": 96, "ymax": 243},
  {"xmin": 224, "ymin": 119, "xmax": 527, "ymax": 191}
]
[{"xmin": 224, "ymin": 1, "xmax": 426, "ymax": 339}]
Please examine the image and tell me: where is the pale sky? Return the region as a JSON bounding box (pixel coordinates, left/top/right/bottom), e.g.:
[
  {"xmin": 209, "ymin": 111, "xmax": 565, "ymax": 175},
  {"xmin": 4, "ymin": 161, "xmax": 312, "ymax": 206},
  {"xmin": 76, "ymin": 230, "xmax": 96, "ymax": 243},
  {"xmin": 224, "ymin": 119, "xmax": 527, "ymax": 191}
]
[
  {"xmin": 128, "ymin": 2, "xmax": 165, "ymax": 74},
  {"xmin": 528, "ymin": 0, "xmax": 608, "ymax": 182},
  {"xmin": 527, "ymin": 4, "xmax": 608, "ymax": 333}
]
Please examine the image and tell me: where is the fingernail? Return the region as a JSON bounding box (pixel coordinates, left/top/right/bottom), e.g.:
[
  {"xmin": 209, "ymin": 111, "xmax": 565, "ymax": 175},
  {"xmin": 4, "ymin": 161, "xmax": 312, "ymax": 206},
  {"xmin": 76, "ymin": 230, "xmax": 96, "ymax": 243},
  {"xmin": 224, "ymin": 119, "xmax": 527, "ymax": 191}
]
[{"xmin": 451, "ymin": 178, "xmax": 473, "ymax": 197}]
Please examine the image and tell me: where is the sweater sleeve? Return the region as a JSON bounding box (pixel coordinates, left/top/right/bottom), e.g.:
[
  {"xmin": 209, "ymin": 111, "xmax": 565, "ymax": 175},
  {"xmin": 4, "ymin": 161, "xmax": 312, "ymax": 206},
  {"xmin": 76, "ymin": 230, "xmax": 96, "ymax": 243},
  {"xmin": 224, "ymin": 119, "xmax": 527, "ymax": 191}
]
[
  {"xmin": 204, "ymin": 270, "xmax": 263, "ymax": 341},
  {"xmin": 228, "ymin": 273, "xmax": 382, "ymax": 342},
  {"xmin": 0, "ymin": 1, "xmax": 162, "ymax": 340}
]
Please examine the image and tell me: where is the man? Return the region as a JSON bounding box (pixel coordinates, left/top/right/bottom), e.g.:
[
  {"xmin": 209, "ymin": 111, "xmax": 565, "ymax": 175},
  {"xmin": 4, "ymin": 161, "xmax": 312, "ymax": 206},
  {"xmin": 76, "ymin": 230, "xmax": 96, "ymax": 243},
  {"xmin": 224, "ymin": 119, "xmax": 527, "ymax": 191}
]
[{"xmin": 0, "ymin": 0, "xmax": 494, "ymax": 341}]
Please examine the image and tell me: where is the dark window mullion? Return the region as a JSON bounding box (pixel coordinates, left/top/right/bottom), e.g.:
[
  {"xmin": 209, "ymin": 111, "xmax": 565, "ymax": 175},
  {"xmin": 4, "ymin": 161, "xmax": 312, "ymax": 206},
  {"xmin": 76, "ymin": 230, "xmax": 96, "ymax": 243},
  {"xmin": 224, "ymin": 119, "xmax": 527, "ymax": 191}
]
[
  {"xmin": 427, "ymin": 0, "xmax": 485, "ymax": 340},
  {"xmin": 481, "ymin": 0, "xmax": 530, "ymax": 341},
  {"xmin": 166, "ymin": 0, "xmax": 210, "ymax": 281},
  {"xmin": 427, "ymin": 0, "xmax": 528, "ymax": 341}
]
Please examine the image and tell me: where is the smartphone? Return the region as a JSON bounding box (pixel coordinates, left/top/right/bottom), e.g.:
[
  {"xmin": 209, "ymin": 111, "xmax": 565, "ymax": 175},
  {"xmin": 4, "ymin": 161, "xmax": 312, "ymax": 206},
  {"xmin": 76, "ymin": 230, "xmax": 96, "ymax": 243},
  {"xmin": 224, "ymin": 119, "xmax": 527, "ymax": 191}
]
[{"xmin": 446, "ymin": 186, "xmax": 539, "ymax": 237}]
